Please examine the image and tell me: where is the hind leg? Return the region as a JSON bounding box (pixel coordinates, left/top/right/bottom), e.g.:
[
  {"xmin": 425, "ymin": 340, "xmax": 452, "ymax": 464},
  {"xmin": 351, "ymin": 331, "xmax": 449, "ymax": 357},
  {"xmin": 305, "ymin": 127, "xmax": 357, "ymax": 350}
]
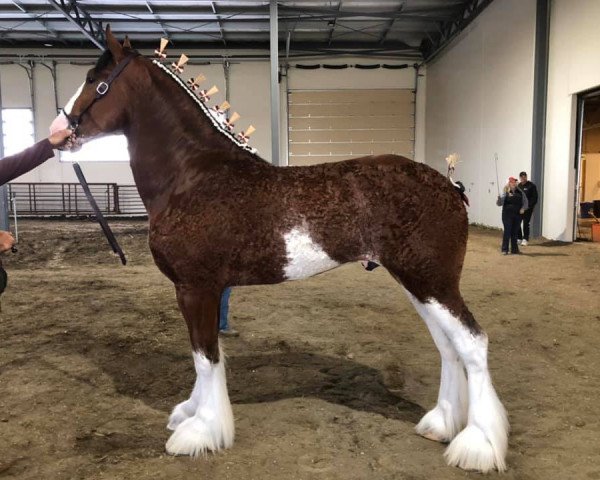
[
  {"xmin": 403, "ymin": 289, "xmax": 468, "ymax": 443},
  {"xmin": 406, "ymin": 291, "xmax": 508, "ymax": 472}
]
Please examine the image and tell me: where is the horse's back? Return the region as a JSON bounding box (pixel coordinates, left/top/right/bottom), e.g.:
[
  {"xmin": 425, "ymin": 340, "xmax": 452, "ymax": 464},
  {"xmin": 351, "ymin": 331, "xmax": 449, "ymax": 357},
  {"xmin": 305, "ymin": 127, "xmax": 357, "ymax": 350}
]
[
  {"xmin": 274, "ymin": 154, "xmax": 468, "ymax": 265},
  {"xmin": 281, "ymin": 154, "xmax": 466, "ymax": 228}
]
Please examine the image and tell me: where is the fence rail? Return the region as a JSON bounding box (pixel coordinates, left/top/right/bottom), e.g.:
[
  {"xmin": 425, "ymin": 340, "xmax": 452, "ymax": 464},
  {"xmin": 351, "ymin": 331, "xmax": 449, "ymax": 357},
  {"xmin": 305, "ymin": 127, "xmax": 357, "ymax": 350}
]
[{"xmin": 7, "ymin": 183, "xmax": 146, "ymax": 216}]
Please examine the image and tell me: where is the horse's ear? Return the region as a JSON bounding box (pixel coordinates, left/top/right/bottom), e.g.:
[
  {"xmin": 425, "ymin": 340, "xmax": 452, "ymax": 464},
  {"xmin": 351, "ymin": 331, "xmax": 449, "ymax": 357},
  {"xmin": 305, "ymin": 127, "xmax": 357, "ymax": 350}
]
[
  {"xmin": 122, "ymin": 35, "xmax": 132, "ymax": 49},
  {"xmin": 105, "ymin": 24, "xmax": 124, "ymax": 62}
]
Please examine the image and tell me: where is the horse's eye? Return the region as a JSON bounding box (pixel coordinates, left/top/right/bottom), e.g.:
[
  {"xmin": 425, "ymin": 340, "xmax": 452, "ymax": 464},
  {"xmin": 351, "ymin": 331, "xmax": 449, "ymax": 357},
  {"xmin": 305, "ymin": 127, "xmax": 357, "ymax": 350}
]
[{"xmin": 86, "ymin": 76, "xmax": 94, "ymax": 84}]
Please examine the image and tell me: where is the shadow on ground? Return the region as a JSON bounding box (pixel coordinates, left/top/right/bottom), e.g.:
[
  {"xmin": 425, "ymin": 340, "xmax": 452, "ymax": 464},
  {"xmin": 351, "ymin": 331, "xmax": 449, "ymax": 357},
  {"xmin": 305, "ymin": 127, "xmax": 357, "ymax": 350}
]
[{"xmin": 48, "ymin": 330, "xmax": 425, "ymax": 425}]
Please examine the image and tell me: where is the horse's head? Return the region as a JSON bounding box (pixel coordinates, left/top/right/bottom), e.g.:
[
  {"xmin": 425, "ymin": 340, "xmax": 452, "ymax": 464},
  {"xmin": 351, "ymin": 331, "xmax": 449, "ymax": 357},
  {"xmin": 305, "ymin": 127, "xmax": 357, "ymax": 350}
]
[{"xmin": 50, "ymin": 26, "xmax": 140, "ymax": 151}]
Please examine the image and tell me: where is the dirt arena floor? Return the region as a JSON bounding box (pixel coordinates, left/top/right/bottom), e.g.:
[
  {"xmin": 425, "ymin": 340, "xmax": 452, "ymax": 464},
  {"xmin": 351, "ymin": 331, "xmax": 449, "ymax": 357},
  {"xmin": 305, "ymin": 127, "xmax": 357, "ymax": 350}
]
[{"xmin": 0, "ymin": 219, "xmax": 598, "ymax": 480}]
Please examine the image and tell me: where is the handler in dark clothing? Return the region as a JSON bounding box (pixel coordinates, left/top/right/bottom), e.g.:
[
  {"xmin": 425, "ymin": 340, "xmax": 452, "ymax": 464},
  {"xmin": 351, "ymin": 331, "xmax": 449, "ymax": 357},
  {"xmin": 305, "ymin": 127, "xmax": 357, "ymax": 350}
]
[
  {"xmin": 516, "ymin": 171, "xmax": 538, "ymax": 246},
  {"xmin": 0, "ymin": 128, "xmax": 73, "ymax": 253},
  {"xmin": 496, "ymin": 176, "xmax": 528, "ymax": 255}
]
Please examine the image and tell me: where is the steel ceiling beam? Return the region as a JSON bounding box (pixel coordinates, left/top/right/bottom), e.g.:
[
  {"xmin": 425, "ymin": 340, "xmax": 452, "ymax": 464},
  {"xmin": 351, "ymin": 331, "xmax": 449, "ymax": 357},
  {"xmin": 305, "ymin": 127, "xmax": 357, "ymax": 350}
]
[
  {"xmin": 277, "ymin": 5, "xmax": 457, "ymax": 22},
  {"xmin": 0, "ymin": 1, "xmax": 440, "ymax": 57},
  {"xmin": 3, "ymin": 3, "xmax": 459, "ymax": 20},
  {"xmin": 144, "ymin": 1, "xmax": 168, "ymax": 38},
  {"xmin": 0, "ymin": 36, "xmax": 421, "ymax": 54},
  {"xmin": 10, "ymin": 0, "xmax": 65, "ymax": 43},
  {"xmin": 210, "ymin": 1, "xmax": 226, "ymax": 46},
  {"xmin": 0, "ymin": 3, "xmax": 467, "ymax": 21},
  {"xmin": 326, "ymin": 0, "xmax": 342, "ymax": 46},
  {"xmin": 422, "ymin": 0, "xmax": 494, "ymax": 62},
  {"xmin": 378, "ymin": 2, "xmax": 406, "ymax": 45},
  {"xmin": 49, "ymin": 0, "xmax": 104, "ymax": 49},
  {"xmin": 0, "ymin": 14, "xmax": 453, "ymax": 27},
  {"xmin": 330, "ymin": 19, "xmax": 391, "ymax": 43}
]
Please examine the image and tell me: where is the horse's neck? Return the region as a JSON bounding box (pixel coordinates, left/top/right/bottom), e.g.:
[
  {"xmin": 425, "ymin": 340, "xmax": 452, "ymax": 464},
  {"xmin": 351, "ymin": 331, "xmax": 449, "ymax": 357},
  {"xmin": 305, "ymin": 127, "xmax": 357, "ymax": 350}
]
[{"xmin": 124, "ymin": 62, "xmax": 251, "ymax": 210}]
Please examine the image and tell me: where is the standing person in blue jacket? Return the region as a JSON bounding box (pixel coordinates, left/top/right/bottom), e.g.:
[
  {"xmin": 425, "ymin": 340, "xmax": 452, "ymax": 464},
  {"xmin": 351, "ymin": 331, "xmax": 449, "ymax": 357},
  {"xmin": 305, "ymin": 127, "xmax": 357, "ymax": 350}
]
[
  {"xmin": 496, "ymin": 176, "xmax": 528, "ymax": 255},
  {"xmin": 516, "ymin": 171, "xmax": 538, "ymax": 246},
  {"xmin": 219, "ymin": 287, "xmax": 238, "ymax": 337}
]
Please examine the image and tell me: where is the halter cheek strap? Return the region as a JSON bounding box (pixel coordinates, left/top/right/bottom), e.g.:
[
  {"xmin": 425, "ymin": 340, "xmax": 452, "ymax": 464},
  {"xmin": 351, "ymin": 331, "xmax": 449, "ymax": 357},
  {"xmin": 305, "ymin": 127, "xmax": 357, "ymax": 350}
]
[{"xmin": 64, "ymin": 52, "xmax": 140, "ymax": 131}]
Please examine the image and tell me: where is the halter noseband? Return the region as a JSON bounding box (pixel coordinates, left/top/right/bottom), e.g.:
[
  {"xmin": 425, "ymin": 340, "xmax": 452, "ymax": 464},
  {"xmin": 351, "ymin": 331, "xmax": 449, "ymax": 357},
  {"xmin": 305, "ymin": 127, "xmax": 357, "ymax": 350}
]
[{"xmin": 63, "ymin": 52, "xmax": 140, "ymax": 131}]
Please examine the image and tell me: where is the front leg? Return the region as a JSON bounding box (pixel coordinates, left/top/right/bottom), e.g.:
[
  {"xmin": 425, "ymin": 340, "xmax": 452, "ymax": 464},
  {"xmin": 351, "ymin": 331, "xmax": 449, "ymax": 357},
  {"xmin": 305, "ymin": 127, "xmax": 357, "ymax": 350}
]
[{"xmin": 166, "ymin": 285, "xmax": 235, "ymax": 456}]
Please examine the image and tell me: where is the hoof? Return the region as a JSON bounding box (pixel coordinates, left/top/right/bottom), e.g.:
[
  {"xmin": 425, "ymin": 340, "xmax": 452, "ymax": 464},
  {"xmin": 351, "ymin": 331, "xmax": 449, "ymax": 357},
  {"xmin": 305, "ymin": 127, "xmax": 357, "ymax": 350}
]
[
  {"xmin": 166, "ymin": 412, "xmax": 234, "ymax": 457},
  {"xmin": 415, "ymin": 402, "xmax": 465, "ymax": 443},
  {"xmin": 166, "ymin": 417, "xmax": 220, "ymax": 457},
  {"xmin": 444, "ymin": 425, "xmax": 507, "ymax": 473}
]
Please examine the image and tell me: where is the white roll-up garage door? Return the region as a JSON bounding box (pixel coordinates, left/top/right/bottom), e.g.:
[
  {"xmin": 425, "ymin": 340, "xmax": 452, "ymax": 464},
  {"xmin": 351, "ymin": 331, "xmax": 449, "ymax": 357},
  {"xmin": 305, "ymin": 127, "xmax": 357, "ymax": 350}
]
[{"xmin": 288, "ymin": 89, "xmax": 414, "ymax": 166}]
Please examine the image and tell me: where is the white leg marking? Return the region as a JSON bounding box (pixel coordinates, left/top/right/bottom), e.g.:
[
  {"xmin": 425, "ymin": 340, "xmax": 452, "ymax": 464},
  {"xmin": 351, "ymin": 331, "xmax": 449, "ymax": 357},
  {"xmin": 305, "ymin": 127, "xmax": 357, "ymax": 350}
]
[
  {"xmin": 405, "ymin": 291, "xmax": 468, "ymax": 443},
  {"xmin": 167, "ymin": 375, "xmax": 200, "ymax": 431},
  {"xmin": 416, "ymin": 298, "xmax": 509, "ymax": 473},
  {"xmin": 283, "ymin": 226, "xmax": 339, "ymax": 280},
  {"xmin": 49, "ymin": 82, "xmax": 84, "ymax": 134},
  {"xmin": 166, "ymin": 344, "xmax": 234, "ymax": 456}
]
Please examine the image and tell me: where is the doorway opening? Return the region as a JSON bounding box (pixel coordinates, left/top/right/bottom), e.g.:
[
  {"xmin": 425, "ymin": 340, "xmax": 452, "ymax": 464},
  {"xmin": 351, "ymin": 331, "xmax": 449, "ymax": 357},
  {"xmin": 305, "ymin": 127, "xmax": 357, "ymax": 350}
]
[{"xmin": 574, "ymin": 89, "xmax": 600, "ymax": 241}]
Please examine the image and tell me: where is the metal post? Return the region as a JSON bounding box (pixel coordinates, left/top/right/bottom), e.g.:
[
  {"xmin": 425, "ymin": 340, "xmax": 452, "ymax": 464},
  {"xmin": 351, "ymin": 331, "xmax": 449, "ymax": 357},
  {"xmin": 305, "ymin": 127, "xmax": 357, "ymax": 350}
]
[
  {"xmin": 40, "ymin": 61, "xmax": 59, "ymax": 116},
  {"xmin": 223, "ymin": 60, "xmax": 230, "ymax": 103},
  {"xmin": 269, "ymin": 0, "xmax": 280, "ymax": 166},
  {"xmin": 0, "ymin": 188, "xmax": 8, "ymax": 232},
  {"xmin": 28, "ymin": 61, "xmax": 36, "ymax": 140},
  {"xmin": 530, "ymin": 0, "xmax": 550, "ymax": 238},
  {"xmin": 573, "ymin": 96, "xmax": 584, "ymax": 240},
  {"xmin": 0, "ymin": 73, "xmax": 8, "ymax": 232},
  {"xmin": 18, "ymin": 63, "xmax": 36, "ymax": 138},
  {"xmin": 11, "ymin": 195, "xmax": 18, "ymax": 244},
  {"xmin": 412, "ymin": 63, "xmax": 419, "ymax": 160}
]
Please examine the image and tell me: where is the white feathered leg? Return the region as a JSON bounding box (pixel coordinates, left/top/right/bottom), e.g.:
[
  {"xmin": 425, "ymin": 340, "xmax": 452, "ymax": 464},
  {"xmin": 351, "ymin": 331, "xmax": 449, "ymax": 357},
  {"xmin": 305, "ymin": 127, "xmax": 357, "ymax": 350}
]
[
  {"xmin": 406, "ymin": 291, "xmax": 468, "ymax": 443},
  {"xmin": 167, "ymin": 376, "xmax": 200, "ymax": 431},
  {"xmin": 166, "ymin": 344, "xmax": 235, "ymax": 456},
  {"xmin": 417, "ymin": 299, "xmax": 509, "ymax": 473}
]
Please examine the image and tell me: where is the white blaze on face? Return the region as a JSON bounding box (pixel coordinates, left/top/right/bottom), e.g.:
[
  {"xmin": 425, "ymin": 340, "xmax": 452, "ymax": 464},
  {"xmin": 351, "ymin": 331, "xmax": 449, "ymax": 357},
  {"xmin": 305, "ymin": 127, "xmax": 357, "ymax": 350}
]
[
  {"xmin": 49, "ymin": 82, "xmax": 84, "ymax": 134},
  {"xmin": 64, "ymin": 82, "xmax": 85, "ymax": 115},
  {"xmin": 283, "ymin": 226, "xmax": 339, "ymax": 280}
]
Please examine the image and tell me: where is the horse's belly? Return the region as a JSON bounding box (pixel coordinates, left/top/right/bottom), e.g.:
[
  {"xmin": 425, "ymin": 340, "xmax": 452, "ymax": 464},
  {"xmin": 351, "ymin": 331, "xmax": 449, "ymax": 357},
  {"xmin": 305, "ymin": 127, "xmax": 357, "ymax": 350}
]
[{"xmin": 282, "ymin": 227, "xmax": 340, "ymax": 280}]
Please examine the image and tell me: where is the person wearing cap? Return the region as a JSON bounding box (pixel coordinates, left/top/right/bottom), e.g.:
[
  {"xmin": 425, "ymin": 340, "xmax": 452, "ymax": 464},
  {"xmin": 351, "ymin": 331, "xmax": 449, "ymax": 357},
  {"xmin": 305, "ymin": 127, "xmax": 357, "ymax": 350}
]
[
  {"xmin": 516, "ymin": 171, "xmax": 538, "ymax": 246},
  {"xmin": 0, "ymin": 128, "xmax": 73, "ymax": 254},
  {"xmin": 496, "ymin": 176, "xmax": 528, "ymax": 255}
]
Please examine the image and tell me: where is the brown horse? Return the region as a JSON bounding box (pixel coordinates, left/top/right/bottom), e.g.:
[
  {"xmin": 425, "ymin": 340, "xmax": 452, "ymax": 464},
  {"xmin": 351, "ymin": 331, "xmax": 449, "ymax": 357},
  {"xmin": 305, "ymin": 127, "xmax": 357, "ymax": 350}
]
[{"xmin": 50, "ymin": 27, "xmax": 508, "ymax": 472}]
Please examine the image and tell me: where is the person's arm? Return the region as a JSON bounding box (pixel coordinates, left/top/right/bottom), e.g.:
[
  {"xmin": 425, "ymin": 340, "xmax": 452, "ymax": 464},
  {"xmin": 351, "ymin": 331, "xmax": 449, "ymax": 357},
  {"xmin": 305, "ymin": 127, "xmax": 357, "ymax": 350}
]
[
  {"xmin": 530, "ymin": 184, "xmax": 538, "ymax": 207},
  {"xmin": 496, "ymin": 193, "xmax": 505, "ymax": 207},
  {"xmin": 0, "ymin": 129, "xmax": 72, "ymax": 186},
  {"xmin": 519, "ymin": 188, "xmax": 529, "ymax": 212}
]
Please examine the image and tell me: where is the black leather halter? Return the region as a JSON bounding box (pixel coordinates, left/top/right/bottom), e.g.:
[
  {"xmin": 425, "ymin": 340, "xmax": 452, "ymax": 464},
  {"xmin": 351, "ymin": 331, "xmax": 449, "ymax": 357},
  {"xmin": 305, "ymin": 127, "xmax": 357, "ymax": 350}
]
[{"xmin": 63, "ymin": 52, "xmax": 140, "ymax": 131}]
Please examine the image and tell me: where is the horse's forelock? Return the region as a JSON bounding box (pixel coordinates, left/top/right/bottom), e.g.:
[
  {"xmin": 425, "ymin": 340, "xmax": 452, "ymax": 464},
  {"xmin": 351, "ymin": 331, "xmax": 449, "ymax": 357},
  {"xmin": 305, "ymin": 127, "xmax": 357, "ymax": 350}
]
[
  {"xmin": 94, "ymin": 47, "xmax": 139, "ymax": 74},
  {"xmin": 94, "ymin": 50, "xmax": 114, "ymax": 74}
]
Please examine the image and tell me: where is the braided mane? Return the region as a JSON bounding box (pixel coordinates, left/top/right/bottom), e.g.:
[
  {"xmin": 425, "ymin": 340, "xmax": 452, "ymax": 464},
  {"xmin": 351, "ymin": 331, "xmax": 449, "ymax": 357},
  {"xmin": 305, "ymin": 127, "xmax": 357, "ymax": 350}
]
[{"xmin": 151, "ymin": 59, "xmax": 260, "ymax": 157}]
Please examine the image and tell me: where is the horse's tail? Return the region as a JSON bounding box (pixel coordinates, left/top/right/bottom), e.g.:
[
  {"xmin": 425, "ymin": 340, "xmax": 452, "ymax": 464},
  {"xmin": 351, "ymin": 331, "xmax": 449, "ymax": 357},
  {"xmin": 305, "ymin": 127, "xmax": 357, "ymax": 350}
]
[{"xmin": 445, "ymin": 153, "xmax": 469, "ymax": 206}]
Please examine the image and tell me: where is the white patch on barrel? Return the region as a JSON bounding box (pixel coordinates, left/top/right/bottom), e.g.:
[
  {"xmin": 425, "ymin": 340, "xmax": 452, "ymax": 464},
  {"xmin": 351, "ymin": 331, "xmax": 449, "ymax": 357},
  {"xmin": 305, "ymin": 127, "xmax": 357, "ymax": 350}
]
[{"xmin": 283, "ymin": 227, "xmax": 339, "ymax": 280}]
